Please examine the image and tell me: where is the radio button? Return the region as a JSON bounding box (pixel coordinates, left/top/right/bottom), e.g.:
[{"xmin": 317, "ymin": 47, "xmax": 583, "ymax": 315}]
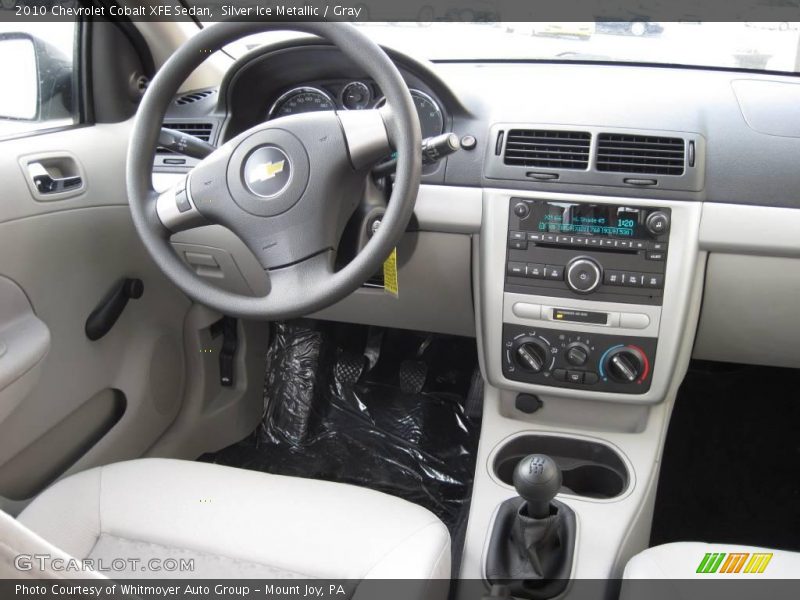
[
  {"xmin": 512, "ymin": 302, "xmax": 542, "ymax": 320},
  {"xmin": 616, "ymin": 240, "xmax": 633, "ymax": 249},
  {"xmin": 526, "ymin": 263, "xmax": 546, "ymax": 279},
  {"xmin": 527, "ymin": 232, "xmax": 543, "ymax": 242},
  {"xmin": 620, "ymin": 313, "xmax": 651, "ymax": 329},
  {"xmin": 646, "ymin": 251, "xmax": 666, "ymax": 261},
  {"xmin": 623, "ymin": 272, "xmax": 643, "ymax": 287},
  {"xmin": 544, "ymin": 265, "xmax": 564, "ymax": 280},
  {"xmin": 556, "ymin": 235, "xmax": 573, "ymax": 244},
  {"xmin": 603, "ymin": 271, "xmax": 625, "ymax": 285},
  {"xmin": 600, "ymin": 239, "xmax": 615, "ymax": 247},
  {"xmin": 651, "ymin": 242, "xmax": 668, "ymax": 251},
  {"xmin": 542, "ymin": 233, "xmax": 557, "ymax": 243},
  {"xmin": 573, "ymin": 236, "xmax": 588, "ymax": 245},
  {"xmin": 604, "ymin": 270, "xmax": 624, "ymax": 286},
  {"xmin": 633, "ymin": 240, "xmax": 648, "ymax": 250},
  {"xmin": 588, "ymin": 238, "xmax": 601, "ymax": 247},
  {"xmin": 509, "ymin": 239, "xmax": 528, "ymax": 250},
  {"xmin": 509, "ymin": 230, "xmax": 526, "ymax": 241},
  {"xmin": 507, "ymin": 262, "xmax": 526, "ymax": 277},
  {"xmin": 644, "ymin": 273, "xmax": 664, "ymax": 289}
]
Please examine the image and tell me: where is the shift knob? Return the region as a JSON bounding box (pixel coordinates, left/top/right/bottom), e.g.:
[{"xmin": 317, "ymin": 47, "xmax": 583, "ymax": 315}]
[{"xmin": 512, "ymin": 454, "xmax": 562, "ymax": 519}]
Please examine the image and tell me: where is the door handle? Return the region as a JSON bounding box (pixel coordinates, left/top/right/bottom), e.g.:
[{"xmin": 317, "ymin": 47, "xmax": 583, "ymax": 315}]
[
  {"xmin": 27, "ymin": 162, "xmax": 83, "ymax": 194},
  {"xmin": 18, "ymin": 152, "xmax": 86, "ymax": 201}
]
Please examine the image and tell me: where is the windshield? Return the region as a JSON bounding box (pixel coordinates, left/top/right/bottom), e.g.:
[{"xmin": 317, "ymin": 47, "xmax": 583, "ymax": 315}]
[{"xmin": 219, "ymin": 22, "xmax": 800, "ymax": 73}]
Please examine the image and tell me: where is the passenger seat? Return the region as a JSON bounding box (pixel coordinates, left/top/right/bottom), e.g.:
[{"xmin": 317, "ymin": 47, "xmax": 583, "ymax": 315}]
[{"xmin": 623, "ymin": 542, "xmax": 800, "ymax": 578}]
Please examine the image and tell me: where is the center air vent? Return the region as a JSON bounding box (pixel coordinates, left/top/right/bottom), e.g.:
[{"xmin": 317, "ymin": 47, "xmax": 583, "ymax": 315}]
[
  {"xmin": 504, "ymin": 129, "xmax": 591, "ymax": 170},
  {"xmin": 596, "ymin": 133, "xmax": 685, "ymax": 176},
  {"xmin": 157, "ymin": 122, "xmax": 214, "ymax": 154}
]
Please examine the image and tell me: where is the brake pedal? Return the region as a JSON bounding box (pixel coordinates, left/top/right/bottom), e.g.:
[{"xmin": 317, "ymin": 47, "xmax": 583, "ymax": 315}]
[{"xmin": 335, "ymin": 349, "xmax": 365, "ymax": 385}]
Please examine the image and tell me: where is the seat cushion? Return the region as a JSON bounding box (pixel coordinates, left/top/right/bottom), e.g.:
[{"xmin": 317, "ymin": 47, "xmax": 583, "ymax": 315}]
[
  {"xmin": 17, "ymin": 459, "xmax": 450, "ymax": 580},
  {"xmin": 624, "ymin": 542, "xmax": 800, "ymax": 579}
]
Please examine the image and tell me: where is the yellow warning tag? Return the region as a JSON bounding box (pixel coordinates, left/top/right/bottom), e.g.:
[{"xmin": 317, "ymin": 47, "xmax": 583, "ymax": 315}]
[{"xmin": 383, "ymin": 247, "xmax": 399, "ymax": 297}]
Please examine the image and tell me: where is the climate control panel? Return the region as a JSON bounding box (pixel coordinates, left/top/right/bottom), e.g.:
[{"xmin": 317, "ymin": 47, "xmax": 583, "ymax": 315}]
[{"xmin": 502, "ymin": 323, "xmax": 657, "ymax": 394}]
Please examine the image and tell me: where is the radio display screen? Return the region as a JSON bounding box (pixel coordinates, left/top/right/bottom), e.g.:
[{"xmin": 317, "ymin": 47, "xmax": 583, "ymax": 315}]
[{"xmin": 532, "ymin": 201, "xmax": 646, "ymax": 238}]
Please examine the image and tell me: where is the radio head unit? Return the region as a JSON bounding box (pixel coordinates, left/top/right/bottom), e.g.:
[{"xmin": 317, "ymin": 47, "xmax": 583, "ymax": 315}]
[{"xmin": 506, "ymin": 199, "xmax": 671, "ymax": 306}]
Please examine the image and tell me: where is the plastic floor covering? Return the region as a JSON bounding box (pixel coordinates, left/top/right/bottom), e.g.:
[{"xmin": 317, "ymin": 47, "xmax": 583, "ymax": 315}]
[{"xmin": 201, "ymin": 320, "xmax": 482, "ymax": 566}]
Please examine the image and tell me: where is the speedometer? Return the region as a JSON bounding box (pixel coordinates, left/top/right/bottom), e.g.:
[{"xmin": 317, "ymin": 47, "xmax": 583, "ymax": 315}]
[
  {"xmin": 267, "ymin": 87, "xmax": 335, "ymax": 120},
  {"xmin": 375, "ymin": 89, "xmax": 444, "ymax": 139}
]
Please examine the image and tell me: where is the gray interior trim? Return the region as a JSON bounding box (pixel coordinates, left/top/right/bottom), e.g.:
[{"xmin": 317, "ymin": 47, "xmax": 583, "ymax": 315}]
[
  {"xmin": 699, "ymin": 202, "xmax": 800, "ymax": 258},
  {"xmin": 0, "ymin": 276, "xmax": 50, "ymax": 425}
]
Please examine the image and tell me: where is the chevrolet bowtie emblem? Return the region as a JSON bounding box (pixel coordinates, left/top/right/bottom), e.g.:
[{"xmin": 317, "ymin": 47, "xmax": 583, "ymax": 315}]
[{"xmin": 249, "ymin": 160, "xmax": 285, "ymax": 183}]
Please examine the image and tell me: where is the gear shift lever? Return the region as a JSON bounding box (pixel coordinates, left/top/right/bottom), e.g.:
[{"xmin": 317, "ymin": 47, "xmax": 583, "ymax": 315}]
[
  {"xmin": 485, "ymin": 454, "xmax": 576, "ymax": 599},
  {"xmin": 513, "ymin": 454, "xmax": 562, "ymax": 518}
]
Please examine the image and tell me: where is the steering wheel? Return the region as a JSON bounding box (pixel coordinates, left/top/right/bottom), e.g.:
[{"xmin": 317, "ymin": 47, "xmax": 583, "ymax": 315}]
[{"xmin": 127, "ymin": 22, "xmax": 421, "ymax": 319}]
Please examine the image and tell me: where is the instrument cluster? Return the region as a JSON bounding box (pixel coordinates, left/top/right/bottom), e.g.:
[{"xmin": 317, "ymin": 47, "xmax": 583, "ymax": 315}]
[{"xmin": 266, "ymin": 80, "xmax": 445, "ymax": 138}]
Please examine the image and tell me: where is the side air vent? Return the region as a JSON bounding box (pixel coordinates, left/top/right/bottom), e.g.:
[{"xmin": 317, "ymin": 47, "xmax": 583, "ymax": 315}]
[
  {"xmin": 503, "ymin": 129, "xmax": 591, "ymax": 170},
  {"xmin": 157, "ymin": 122, "xmax": 214, "ymax": 154},
  {"xmin": 176, "ymin": 90, "xmax": 215, "ymax": 105},
  {"xmin": 596, "ymin": 133, "xmax": 685, "ymax": 176}
]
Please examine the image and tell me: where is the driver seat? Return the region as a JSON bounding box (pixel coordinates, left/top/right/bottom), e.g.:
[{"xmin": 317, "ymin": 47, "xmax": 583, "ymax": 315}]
[{"xmin": 3, "ymin": 459, "xmax": 451, "ymax": 583}]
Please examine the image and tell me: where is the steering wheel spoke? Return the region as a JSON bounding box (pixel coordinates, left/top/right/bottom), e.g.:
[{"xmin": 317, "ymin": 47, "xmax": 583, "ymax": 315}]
[
  {"xmin": 154, "ymin": 179, "xmax": 208, "ymax": 234},
  {"xmin": 337, "ymin": 108, "xmax": 393, "ymax": 170}
]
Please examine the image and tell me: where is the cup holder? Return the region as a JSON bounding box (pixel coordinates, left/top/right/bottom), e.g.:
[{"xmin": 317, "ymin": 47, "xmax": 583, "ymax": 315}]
[{"xmin": 493, "ymin": 435, "xmax": 629, "ymax": 499}]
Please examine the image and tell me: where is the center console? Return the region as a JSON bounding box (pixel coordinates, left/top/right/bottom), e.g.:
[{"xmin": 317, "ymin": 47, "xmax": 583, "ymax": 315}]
[
  {"xmin": 479, "ymin": 189, "xmax": 703, "ymax": 404},
  {"xmin": 503, "ymin": 199, "xmax": 670, "ymax": 394},
  {"xmin": 462, "ymin": 188, "xmax": 705, "ymax": 587}
]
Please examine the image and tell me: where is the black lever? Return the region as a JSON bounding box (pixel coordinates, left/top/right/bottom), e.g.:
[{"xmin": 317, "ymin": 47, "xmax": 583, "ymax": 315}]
[
  {"xmin": 210, "ymin": 316, "xmax": 238, "ymax": 387},
  {"xmin": 85, "ymin": 278, "xmax": 144, "ymax": 341},
  {"xmin": 372, "ymin": 132, "xmax": 460, "ymax": 177},
  {"xmin": 158, "ymin": 128, "xmax": 215, "ymax": 159}
]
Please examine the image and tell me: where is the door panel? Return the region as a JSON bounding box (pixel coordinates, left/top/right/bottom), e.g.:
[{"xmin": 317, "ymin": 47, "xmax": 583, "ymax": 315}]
[{"xmin": 0, "ymin": 120, "xmax": 192, "ymax": 505}]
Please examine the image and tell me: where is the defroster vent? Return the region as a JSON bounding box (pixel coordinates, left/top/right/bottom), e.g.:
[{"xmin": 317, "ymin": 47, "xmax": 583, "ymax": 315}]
[
  {"xmin": 503, "ymin": 129, "xmax": 591, "ymax": 170},
  {"xmin": 596, "ymin": 133, "xmax": 685, "ymax": 176}
]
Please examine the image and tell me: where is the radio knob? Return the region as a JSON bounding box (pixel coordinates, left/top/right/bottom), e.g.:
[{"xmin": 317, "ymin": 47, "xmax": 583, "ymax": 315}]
[
  {"xmin": 514, "ymin": 338, "xmax": 550, "ymax": 374},
  {"xmin": 513, "ymin": 202, "xmax": 530, "ymax": 219},
  {"xmin": 645, "ymin": 211, "xmax": 670, "ymax": 236},
  {"xmin": 604, "ymin": 347, "xmax": 646, "ymax": 383},
  {"xmin": 566, "ymin": 257, "xmax": 602, "ymax": 294}
]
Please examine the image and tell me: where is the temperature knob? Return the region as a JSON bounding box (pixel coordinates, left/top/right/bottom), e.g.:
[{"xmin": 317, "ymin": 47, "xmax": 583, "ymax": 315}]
[
  {"xmin": 513, "ymin": 338, "xmax": 551, "ymax": 374},
  {"xmin": 603, "ymin": 346, "xmax": 648, "ymax": 383}
]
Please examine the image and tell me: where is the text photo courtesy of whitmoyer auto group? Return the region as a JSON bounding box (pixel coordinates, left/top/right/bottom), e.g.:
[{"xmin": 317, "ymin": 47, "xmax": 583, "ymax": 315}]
[{"xmin": 1, "ymin": 0, "xmax": 800, "ymax": 599}]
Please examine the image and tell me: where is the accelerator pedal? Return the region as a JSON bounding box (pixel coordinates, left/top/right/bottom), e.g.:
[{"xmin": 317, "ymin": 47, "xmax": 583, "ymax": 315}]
[{"xmin": 399, "ymin": 360, "xmax": 428, "ymax": 395}]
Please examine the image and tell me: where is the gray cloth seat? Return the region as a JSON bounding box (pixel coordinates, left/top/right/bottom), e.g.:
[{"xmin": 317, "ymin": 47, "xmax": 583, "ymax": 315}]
[
  {"xmin": 9, "ymin": 459, "xmax": 450, "ymax": 581},
  {"xmin": 623, "ymin": 542, "xmax": 800, "ymax": 579}
]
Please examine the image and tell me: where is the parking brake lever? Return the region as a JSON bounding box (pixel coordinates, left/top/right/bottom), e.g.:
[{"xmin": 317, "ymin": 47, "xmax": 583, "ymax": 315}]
[{"xmin": 158, "ymin": 128, "xmax": 216, "ymax": 159}]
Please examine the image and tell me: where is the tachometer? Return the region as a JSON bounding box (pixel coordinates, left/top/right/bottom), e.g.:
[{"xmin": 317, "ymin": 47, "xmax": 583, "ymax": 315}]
[
  {"xmin": 375, "ymin": 89, "xmax": 444, "ymax": 138},
  {"xmin": 267, "ymin": 87, "xmax": 335, "ymax": 120},
  {"xmin": 341, "ymin": 81, "xmax": 372, "ymax": 110}
]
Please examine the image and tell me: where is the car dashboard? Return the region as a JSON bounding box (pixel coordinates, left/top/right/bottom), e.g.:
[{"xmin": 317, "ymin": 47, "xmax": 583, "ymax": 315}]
[{"xmin": 156, "ymin": 38, "xmax": 800, "ymax": 403}]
